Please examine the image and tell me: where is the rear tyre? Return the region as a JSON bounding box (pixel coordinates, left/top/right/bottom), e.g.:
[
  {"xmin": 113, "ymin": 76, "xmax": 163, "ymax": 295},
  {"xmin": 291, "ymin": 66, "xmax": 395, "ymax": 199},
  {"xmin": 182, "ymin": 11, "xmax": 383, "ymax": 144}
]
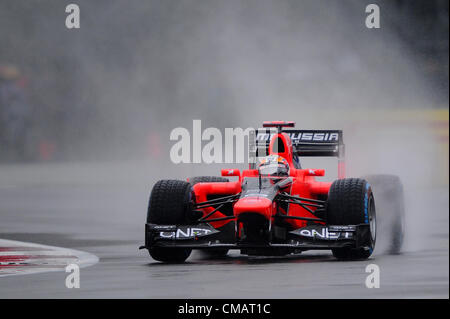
[
  {"xmin": 327, "ymin": 178, "xmax": 376, "ymax": 260},
  {"xmin": 362, "ymin": 175, "xmax": 405, "ymax": 254},
  {"xmin": 188, "ymin": 176, "xmax": 230, "ymax": 185},
  {"xmin": 189, "ymin": 176, "xmax": 230, "ymax": 258},
  {"xmin": 147, "ymin": 180, "xmax": 193, "ymax": 263}
]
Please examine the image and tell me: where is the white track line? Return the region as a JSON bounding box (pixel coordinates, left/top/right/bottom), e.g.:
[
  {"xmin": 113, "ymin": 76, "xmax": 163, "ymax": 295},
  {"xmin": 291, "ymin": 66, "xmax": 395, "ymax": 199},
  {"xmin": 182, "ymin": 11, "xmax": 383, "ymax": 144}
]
[{"xmin": 0, "ymin": 239, "xmax": 99, "ymax": 277}]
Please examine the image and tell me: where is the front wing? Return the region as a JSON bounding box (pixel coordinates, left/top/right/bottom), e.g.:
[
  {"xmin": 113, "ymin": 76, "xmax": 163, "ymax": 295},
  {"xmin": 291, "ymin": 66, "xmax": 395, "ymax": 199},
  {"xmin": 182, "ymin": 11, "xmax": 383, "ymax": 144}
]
[{"xmin": 140, "ymin": 222, "xmax": 372, "ymax": 251}]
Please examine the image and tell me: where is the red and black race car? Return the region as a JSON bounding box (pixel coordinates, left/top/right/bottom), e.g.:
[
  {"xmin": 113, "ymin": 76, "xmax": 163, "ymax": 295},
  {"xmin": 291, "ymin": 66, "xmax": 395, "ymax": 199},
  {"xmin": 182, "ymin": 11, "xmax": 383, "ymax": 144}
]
[{"xmin": 141, "ymin": 121, "xmax": 404, "ymax": 262}]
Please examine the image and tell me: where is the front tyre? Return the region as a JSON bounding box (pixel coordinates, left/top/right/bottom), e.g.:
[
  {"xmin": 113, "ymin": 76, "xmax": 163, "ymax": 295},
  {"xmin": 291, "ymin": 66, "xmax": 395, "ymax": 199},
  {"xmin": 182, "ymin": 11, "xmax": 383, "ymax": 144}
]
[
  {"xmin": 147, "ymin": 180, "xmax": 193, "ymax": 263},
  {"xmin": 327, "ymin": 178, "xmax": 376, "ymax": 260}
]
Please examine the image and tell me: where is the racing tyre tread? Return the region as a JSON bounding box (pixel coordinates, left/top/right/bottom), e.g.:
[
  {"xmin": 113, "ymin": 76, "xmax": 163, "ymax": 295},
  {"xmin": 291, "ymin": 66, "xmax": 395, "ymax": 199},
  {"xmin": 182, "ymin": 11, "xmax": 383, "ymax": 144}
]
[
  {"xmin": 327, "ymin": 178, "xmax": 375, "ymax": 260},
  {"xmin": 147, "ymin": 180, "xmax": 193, "ymax": 263},
  {"xmin": 147, "ymin": 179, "xmax": 193, "ymax": 225},
  {"xmin": 189, "ymin": 176, "xmax": 229, "ymax": 185}
]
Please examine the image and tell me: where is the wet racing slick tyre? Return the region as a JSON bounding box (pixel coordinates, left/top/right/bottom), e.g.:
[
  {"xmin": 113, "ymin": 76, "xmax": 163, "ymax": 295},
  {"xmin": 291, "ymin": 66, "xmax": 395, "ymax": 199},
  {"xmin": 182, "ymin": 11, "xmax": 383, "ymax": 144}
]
[
  {"xmin": 327, "ymin": 178, "xmax": 376, "ymax": 260},
  {"xmin": 189, "ymin": 176, "xmax": 230, "ymax": 258},
  {"xmin": 361, "ymin": 174, "xmax": 405, "ymax": 255},
  {"xmin": 189, "ymin": 176, "xmax": 230, "ymax": 185},
  {"xmin": 147, "ymin": 180, "xmax": 193, "ymax": 263}
]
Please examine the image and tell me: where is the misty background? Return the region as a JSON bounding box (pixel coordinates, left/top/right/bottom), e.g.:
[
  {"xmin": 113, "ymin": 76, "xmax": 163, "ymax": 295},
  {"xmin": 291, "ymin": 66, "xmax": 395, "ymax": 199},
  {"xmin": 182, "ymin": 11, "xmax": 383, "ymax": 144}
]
[{"xmin": 0, "ymin": 0, "xmax": 447, "ymax": 161}]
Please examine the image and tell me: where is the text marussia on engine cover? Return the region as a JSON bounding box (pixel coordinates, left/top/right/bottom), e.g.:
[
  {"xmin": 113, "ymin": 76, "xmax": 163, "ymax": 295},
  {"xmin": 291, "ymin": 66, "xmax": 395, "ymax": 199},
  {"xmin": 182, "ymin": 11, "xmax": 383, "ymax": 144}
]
[{"xmin": 141, "ymin": 121, "xmax": 404, "ymax": 262}]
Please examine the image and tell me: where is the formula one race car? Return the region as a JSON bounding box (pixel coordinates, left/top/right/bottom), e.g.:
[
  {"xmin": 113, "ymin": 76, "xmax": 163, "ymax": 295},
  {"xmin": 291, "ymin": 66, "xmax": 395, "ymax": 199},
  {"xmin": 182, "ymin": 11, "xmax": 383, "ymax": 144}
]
[{"xmin": 141, "ymin": 121, "xmax": 405, "ymax": 262}]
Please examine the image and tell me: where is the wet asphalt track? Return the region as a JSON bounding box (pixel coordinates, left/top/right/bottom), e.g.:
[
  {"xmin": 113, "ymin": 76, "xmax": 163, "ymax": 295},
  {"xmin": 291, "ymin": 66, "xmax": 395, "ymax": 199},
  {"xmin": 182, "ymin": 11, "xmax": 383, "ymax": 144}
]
[{"xmin": 0, "ymin": 162, "xmax": 448, "ymax": 298}]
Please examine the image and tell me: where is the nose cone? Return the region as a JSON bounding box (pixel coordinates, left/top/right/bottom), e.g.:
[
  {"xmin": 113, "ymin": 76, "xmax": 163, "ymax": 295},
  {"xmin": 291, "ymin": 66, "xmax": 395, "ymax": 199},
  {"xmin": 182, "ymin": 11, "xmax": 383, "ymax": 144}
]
[{"xmin": 234, "ymin": 197, "xmax": 273, "ymax": 220}]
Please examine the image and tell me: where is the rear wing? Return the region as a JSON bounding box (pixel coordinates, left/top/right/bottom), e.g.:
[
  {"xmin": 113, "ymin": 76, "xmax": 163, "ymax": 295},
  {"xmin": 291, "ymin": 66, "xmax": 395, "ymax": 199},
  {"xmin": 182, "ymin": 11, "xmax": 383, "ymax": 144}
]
[
  {"xmin": 288, "ymin": 130, "xmax": 344, "ymax": 157},
  {"xmin": 249, "ymin": 128, "xmax": 346, "ymax": 178}
]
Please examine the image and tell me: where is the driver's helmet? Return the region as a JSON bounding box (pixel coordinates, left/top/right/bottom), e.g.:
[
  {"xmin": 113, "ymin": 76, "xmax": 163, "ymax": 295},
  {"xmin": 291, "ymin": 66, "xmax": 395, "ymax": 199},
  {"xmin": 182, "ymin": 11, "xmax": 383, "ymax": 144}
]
[{"xmin": 258, "ymin": 155, "xmax": 290, "ymax": 177}]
